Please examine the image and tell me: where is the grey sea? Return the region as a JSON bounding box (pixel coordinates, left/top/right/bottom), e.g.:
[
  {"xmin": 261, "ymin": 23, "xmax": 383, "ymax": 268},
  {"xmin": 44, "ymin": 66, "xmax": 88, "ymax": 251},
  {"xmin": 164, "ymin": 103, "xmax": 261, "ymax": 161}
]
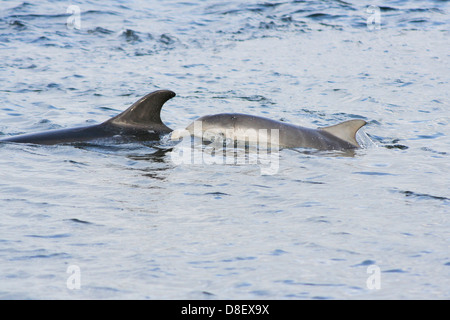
[{"xmin": 0, "ymin": 0, "xmax": 449, "ymax": 299}]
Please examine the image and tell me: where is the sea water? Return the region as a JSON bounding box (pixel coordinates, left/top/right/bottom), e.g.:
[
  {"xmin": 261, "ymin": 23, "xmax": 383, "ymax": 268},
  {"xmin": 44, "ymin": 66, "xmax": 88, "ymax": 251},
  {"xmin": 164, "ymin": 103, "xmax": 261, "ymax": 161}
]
[{"xmin": 0, "ymin": 0, "xmax": 449, "ymax": 299}]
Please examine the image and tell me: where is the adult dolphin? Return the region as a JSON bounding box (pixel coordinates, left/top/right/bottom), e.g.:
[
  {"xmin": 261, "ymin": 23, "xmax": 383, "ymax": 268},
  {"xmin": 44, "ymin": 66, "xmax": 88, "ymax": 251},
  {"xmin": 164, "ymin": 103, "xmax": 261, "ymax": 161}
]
[
  {"xmin": 1, "ymin": 90, "xmax": 175, "ymax": 145},
  {"xmin": 172, "ymin": 113, "xmax": 367, "ymax": 150}
]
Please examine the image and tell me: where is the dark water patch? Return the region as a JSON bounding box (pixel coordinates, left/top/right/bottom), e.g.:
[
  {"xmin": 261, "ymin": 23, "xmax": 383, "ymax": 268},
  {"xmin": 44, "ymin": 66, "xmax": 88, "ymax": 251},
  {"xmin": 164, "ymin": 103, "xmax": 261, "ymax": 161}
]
[
  {"xmin": 392, "ymin": 79, "xmax": 413, "ymax": 87},
  {"xmin": 399, "ymin": 190, "xmax": 449, "ymax": 202},
  {"xmin": 87, "ymin": 27, "xmax": 114, "ymax": 35},
  {"xmin": 63, "ymin": 159, "xmax": 88, "ymax": 167},
  {"xmin": 271, "ymin": 249, "xmax": 287, "ymax": 256},
  {"xmin": 306, "ymin": 13, "xmax": 343, "ymax": 21},
  {"xmin": 407, "ymin": 8, "xmax": 445, "ymax": 14},
  {"xmin": 379, "ymin": 6, "xmax": 399, "ymax": 12},
  {"xmin": 204, "ymin": 191, "xmax": 230, "ymax": 198},
  {"xmin": 46, "ymin": 82, "xmax": 61, "ymax": 89},
  {"xmin": 409, "ymin": 19, "xmax": 428, "ymax": 24},
  {"xmin": 29, "ymin": 35, "xmax": 64, "ymax": 47},
  {"xmin": 11, "ymin": 252, "xmax": 71, "ymax": 261},
  {"xmin": 420, "ymin": 147, "xmax": 447, "ymax": 156},
  {"xmin": 7, "ymin": 2, "xmax": 36, "ymax": 13},
  {"xmin": 353, "ymin": 171, "xmax": 396, "ymax": 176},
  {"xmin": 126, "ymin": 147, "xmax": 173, "ymax": 160},
  {"xmin": 235, "ymin": 256, "xmax": 257, "ymax": 261},
  {"xmin": 413, "ymin": 132, "xmax": 444, "ymax": 140},
  {"xmin": 352, "ymin": 259, "xmax": 376, "ymax": 267},
  {"xmin": 118, "ymin": 31, "xmax": 180, "ymax": 54},
  {"xmin": 26, "ymin": 233, "xmax": 71, "ymax": 239},
  {"xmin": 159, "ymin": 33, "xmax": 176, "ymax": 46},
  {"xmin": 235, "ymin": 282, "xmax": 251, "ymax": 288},
  {"xmin": 277, "ymin": 279, "xmax": 345, "ymax": 288},
  {"xmin": 252, "ymin": 184, "xmax": 271, "ymax": 189},
  {"xmin": 9, "ymin": 20, "xmax": 27, "ymax": 31},
  {"xmin": 250, "ymin": 290, "xmax": 271, "ymax": 297},
  {"xmin": 65, "ymin": 218, "xmax": 93, "ymax": 225},
  {"xmin": 120, "ymin": 29, "xmax": 141, "ymax": 43},
  {"xmin": 371, "ymin": 137, "xmax": 409, "ymax": 150},
  {"xmin": 383, "ymin": 269, "xmax": 407, "ymax": 273},
  {"xmin": 384, "ymin": 144, "xmax": 409, "ymax": 150},
  {"xmin": 221, "ymin": 256, "xmax": 257, "ymax": 263},
  {"xmin": 306, "ymin": 216, "xmax": 330, "ymax": 224},
  {"xmin": 183, "ymin": 63, "xmax": 206, "ymax": 69},
  {"xmin": 38, "ymin": 119, "xmax": 51, "ymax": 124},
  {"xmin": 219, "ymin": 8, "xmax": 241, "ymax": 16},
  {"xmin": 63, "ymin": 74, "xmax": 84, "ymax": 79},
  {"xmin": 401, "ymin": 232, "xmax": 414, "ymax": 237},
  {"xmin": 237, "ymin": 94, "xmax": 276, "ymax": 105},
  {"xmin": 134, "ymin": 49, "xmax": 154, "ymax": 56},
  {"xmin": 5, "ymin": 112, "xmax": 24, "ymax": 117},
  {"xmin": 18, "ymin": 63, "xmax": 37, "ymax": 69},
  {"xmin": 139, "ymin": 171, "xmax": 168, "ymax": 181},
  {"xmin": 2, "ymin": 107, "xmax": 22, "ymax": 116},
  {"xmin": 253, "ymin": 2, "xmax": 285, "ymax": 10},
  {"xmin": 312, "ymin": 295, "xmax": 332, "ymax": 300},
  {"xmin": 83, "ymin": 10, "xmax": 120, "ymax": 16},
  {"xmin": 219, "ymin": 2, "xmax": 283, "ymax": 15},
  {"xmin": 31, "ymin": 36, "xmax": 51, "ymax": 43},
  {"xmin": 293, "ymin": 179, "xmax": 325, "ymax": 185},
  {"xmin": 185, "ymin": 290, "xmax": 216, "ymax": 299},
  {"xmin": 8, "ymin": 13, "xmax": 70, "ymax": 20},
  {"xmin": 299, "ymin": 108, "xmax": 327, "ymax": 118},
  {"xmin": 318, "ymin": 22, "xmax": 344, "ymax": 30},
  {"xmin": 259, "ymin": 21, "xmax": 280, "ymax": 30}
]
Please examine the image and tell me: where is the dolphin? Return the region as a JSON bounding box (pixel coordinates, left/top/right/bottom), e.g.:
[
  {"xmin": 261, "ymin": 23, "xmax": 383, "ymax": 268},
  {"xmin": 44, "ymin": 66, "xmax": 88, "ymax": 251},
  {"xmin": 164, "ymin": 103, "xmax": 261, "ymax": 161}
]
[
  {"xmin": 171, "ymin": 113, "xmax": 367, "ymax": 150},
  {"xmin": 0, "ymin": 90, "xmax": 175, "ymax": 145}
]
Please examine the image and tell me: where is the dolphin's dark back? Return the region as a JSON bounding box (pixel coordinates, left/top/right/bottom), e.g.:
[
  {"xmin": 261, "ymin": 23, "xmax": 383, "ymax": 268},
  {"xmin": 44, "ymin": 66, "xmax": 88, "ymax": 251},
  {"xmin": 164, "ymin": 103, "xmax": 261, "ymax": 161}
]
[
  {"xmin": 0, "ymin": 124, "xmax": 112, "ymax": 145},
  {"xmin": 0, "ymin": 90, "xmax": 175, "ymax": 145}
]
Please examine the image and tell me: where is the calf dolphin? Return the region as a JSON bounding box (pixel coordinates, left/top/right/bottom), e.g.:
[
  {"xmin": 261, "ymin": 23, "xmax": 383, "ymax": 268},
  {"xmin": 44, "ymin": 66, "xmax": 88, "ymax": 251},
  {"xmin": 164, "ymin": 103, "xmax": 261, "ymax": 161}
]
[
  {"xmin": 172, "ymin": 113, "xmax": 366, "ymax": 150},
  {"xmin": 1, "ymin": 90, "xmax": 175, "ymax": 145}
]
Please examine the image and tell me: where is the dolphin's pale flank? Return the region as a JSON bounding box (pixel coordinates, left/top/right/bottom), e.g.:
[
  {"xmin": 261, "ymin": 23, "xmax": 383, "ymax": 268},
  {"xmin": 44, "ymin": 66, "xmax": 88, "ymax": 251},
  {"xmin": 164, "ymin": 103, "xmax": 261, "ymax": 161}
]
[
  {"xmin": 172, "ymin": 113, "xmax": 367, "ymax": 150},
  {"xmin": 0, "ymin": 90, "xmax": 175, "ymax": 145}
]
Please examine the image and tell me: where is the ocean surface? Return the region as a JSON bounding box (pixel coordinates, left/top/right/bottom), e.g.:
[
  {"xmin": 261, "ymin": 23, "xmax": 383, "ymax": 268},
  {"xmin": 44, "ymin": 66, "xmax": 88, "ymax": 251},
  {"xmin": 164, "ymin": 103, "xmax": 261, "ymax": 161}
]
[{"xmin": 0, "ymin": 0, "xmax": 449, "ymax": 299}]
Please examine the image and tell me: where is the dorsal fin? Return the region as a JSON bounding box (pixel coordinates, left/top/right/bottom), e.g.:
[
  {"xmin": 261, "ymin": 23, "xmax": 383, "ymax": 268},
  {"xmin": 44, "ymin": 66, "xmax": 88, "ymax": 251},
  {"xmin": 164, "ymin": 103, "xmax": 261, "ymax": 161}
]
[
  {"xmin": 105, "ymin": 90, "xmax": 175, "ymax": 132},
  {"xmin": 319, "ymin": 119, "xmax": 367, "ymax": 148}
]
